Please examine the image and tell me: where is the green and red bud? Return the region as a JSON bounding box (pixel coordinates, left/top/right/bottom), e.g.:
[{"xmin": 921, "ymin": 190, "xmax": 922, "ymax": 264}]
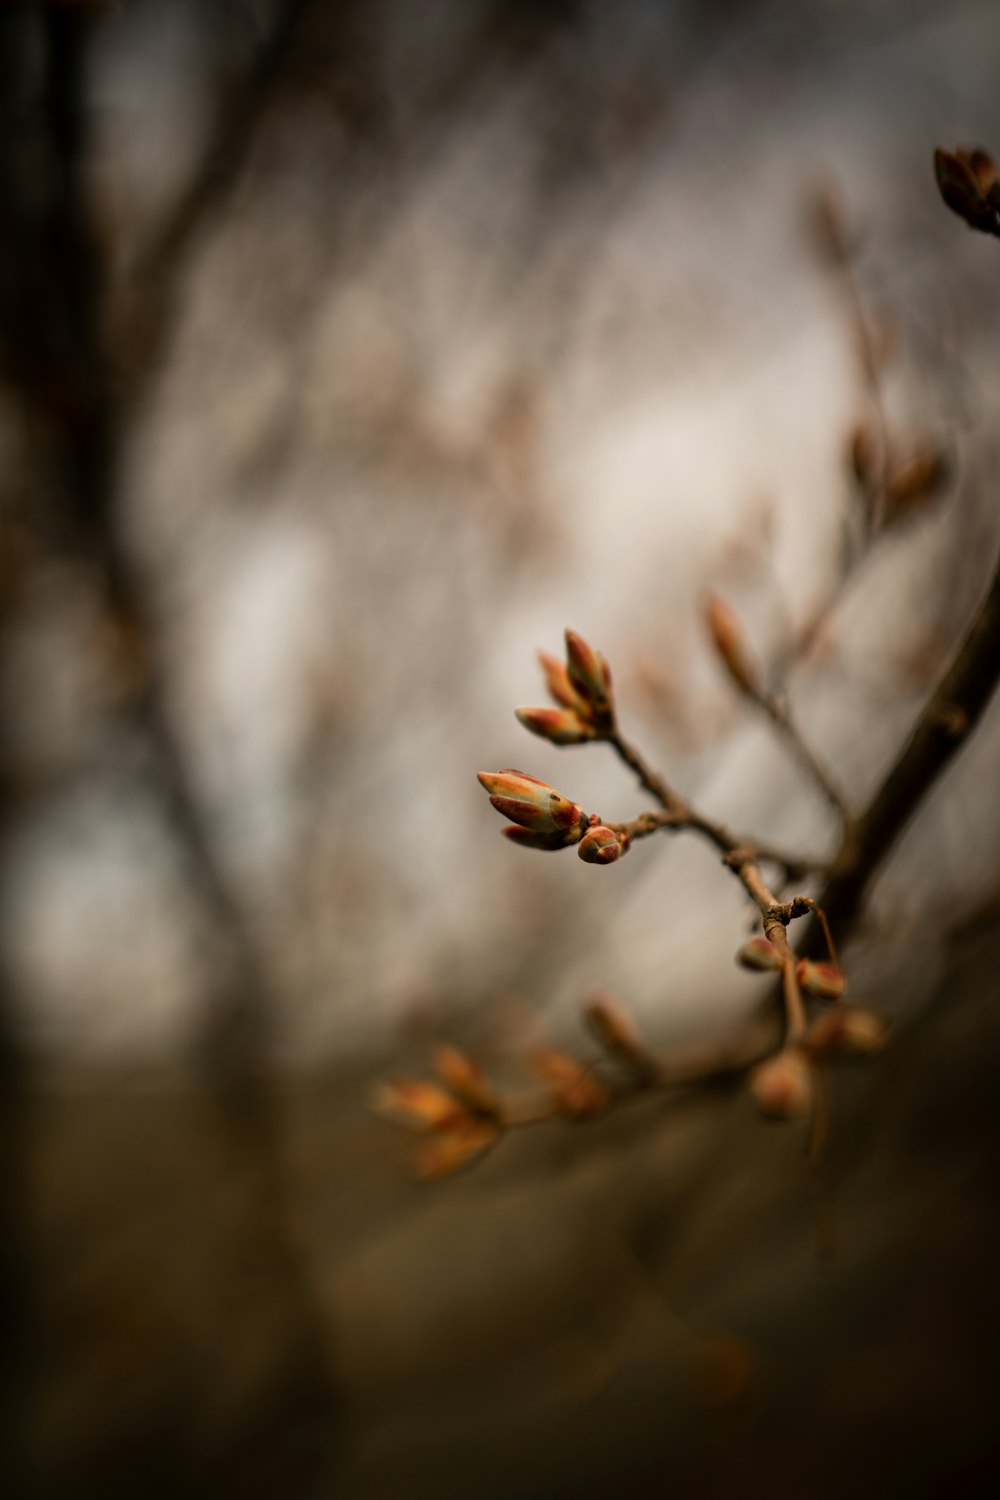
[
  {"xmin": 577, "ymin": 825, "xmax": 624, "ymax": 865},
  {"xmin": 502, "ymin": 825, "xmax": 577, "ymax": 851},
  {"xmin": 535, "ymin": 1050, "xmax": 609, "ymax": 1118},
  {"xmin": 374, "ymin": 1079, "xmax": 466, "ymax": 1133},
  {"xmin": 515, "ymin": 705, "xmax": 596, "ymax": 745},
  {"xmin": 477, "ymin": 769, "xmax": 588, "ymax": 847},
  {"xmin": 564, "ymin": 629, "xmax": 614, "ymax": 717},
  {"xmin": 538, "ymin": 650, "xmax": 588, "ymax": 712},
  {"xmin": 433, "ymin": 1045, "xmax": 500, "ymax": 1119},
  {"xmin": 584, "ymin": 995, "xmax": 656, "ymax": 1081},
  {"xmin": 802, "ymin": 1005, "xmax": 890, "ymax": 1062},
  {"xmin": 736, "ymin": 936, "xmax": 782, "ymax": 972},
  {"xmin": 749, "ymin": 1047, "xmax": 814, "ymax": 1121},
  {"xmin": 706, "ymin": 594, "xmax": 760, "ymax": 698},
  {"xmin": 416, "ymin": 1118, "xmax": 500, "ymax": 1178},
  {"xmin": 795, "ymin": 959, "xmax": 847, "ymax": 1000}
]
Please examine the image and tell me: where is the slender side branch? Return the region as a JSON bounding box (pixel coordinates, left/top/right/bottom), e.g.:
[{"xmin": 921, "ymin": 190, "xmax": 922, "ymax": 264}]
[
  {"xmin": 757, "ymin": 692, "xmax": 852, "ymax": 821},
  {"xmin": 725, "ymin": 855, "xmax": 809, "ymax": 1041},
  {"xmin": 607, "ymin": 720, "xmax": 811, "ymax": 1044},
  {"xmin": 606, "ymin": 728, "xmax": 682, "ymax": 813},
  {"xmin": 606, "ymin": 728, "xmax": 823, "ymax": 882},
  {"xmin": 706, "ymin": 596, "xmax": 852, "ymax": 823}
]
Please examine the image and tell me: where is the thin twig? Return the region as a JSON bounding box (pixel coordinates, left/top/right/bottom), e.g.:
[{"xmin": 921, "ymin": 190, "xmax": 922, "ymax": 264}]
[
  {"xmin": 605, "ymin": 722, "xmax": 812, "ymax": 1044},
  {"xmin": 757, "ymin": 692, "xmax": 852, "ymax": 822},
  {"xmin": 605, "ymin": 729, "xmax": 824, "ymax": 882}
]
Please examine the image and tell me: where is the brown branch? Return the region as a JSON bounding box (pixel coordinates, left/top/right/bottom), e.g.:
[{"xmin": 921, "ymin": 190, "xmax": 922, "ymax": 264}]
[
  {"xmin": 606, "ymin": 728, "xmax": 824, "ymax": 883},
  {"xmin": 605, "ymin": 723, "xmax": 813, "ymax": 1043},
  {"xmin": 801, "ymin": 545, "xmax": 1000, "ymax": 955},
  {"xmin": 605, "ymin": 727, "xmax": 682, "ymax": 812}
]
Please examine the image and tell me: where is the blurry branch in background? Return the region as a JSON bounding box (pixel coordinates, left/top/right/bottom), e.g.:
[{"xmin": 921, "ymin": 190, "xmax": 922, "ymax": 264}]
[
  {"xmin": 704, "ymin": 594, "xmax": 851, "ymax": 822},
  {"xmin": 784, "ymin": 184, "xmax": 952, "ymax": 673},
  {"xmin": 117, "ymin": 0, "xmax": 309, "ymax": 392},
  {"xmin": 0, "ymin": 0, "xmax": 339, "ymax": 1455},
  {"xmin": 1, "ymin": 0, "xmax": 312, "ymax": 1078},
  {"xmin": 380, "ymin": 147, "xmax": 1000, "ymax": 1184}
]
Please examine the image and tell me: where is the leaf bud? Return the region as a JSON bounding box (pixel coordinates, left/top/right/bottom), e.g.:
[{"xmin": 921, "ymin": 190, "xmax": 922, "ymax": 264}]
[
  {"xmin": 749, "ymin": 1048, "xmax": 813, "ymax": 1121},
  {"xmin": 564, "ymin": 629, "xmax": 614, "ymax": 717},
  {"xmin": 538, "ymin": 650, "xmax": 588, "ymax": 712},
  {"xmin": 577, "ymin": 825, "xmax": 623, "ymax": 865},
  {"xmin": 515, "ymin": 705, "xmax": 596, "ymax": 745},
  {"xmin": 795, "ymin": 959, "xmax": 847, "ymax": 1000},
  {"xmin": 416, "ymin": 1119, "xmax": 499, "ymax": 1177},
  {"xmin": 584, "ymin": 995, "xmax": 657, "ymax": 1082},
  {"xmin": 477, "ymin": 769, "xmax": 588, "ymax": 845},
  {"xmin": 374, "ymin": 1080, "xmax": 466, "ymax": 1133},
  {"xmin": 735, "ymin": 936, "xmax": 782, "ymax": 972},
  {"xmin": 802, "ymin": 1005, "xmax": 890, "ymax": 1062},
  {"xmin": 705, "ymin": 594, "xmax": 760, "ymax": 698},
  {"xmin": 535, "ymin": 1051, "xmax": 609, "ymax": 1118},
  {"xmin": 433, "ymin": 1045, "xmax": 500, "ymax": 1118}
]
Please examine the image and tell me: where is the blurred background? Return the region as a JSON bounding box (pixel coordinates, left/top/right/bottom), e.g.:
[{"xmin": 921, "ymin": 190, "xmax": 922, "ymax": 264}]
[{"xmin": 2, "ymin": 1, "xmax": 1000, "ymax": 1495}]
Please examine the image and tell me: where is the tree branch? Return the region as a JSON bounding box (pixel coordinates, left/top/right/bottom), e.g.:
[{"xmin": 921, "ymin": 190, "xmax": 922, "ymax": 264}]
[{"xmin": 802, "ymin": 545, "xmax": 1000, "ymax": 954}]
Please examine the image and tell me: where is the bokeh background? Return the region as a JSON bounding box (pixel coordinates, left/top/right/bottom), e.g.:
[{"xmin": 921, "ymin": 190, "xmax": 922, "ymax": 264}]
[{"xmin": 2, "ymin": 1, "xmax": 1000, "ymax": 1495}]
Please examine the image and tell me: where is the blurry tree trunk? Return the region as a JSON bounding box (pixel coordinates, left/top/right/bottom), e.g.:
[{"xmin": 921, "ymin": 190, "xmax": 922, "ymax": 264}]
[{"xmin": 0, "ymin": 4, "xmax": 340, "ymax": 1488}]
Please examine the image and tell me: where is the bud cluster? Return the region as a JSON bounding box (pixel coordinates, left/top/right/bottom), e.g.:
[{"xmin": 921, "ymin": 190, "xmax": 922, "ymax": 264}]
[
  {"xmin": 516, "ymin": 628, "xmax": 615, "ymax": 746},
  {"xmin": 375, "ymin": 1047, "xmax": 502, "ymax": 1178}
]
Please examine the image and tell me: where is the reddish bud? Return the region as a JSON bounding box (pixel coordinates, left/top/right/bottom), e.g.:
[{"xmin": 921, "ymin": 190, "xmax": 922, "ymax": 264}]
[
  {"xmin": 577, "ymin": 825, "xmax": 623, "ymax": 865},
  {"xmin": 501, "ymin": 825, "xmax": 576, "ymax": 851},
  {"xmin": 564, "ymin": 629, "xmax": 614, "ymax": 715},
  {"xmin": 795, "ymin": 959, "xmax": 847, "ymax": 1000},
  {"xmin": 966, "ymin": 147, "xmax": 1000, "ymax": 196},
  {"xmin": 515, "ymin": 706, "xmax": 596, "ymax": 745},
  {"xmin": 934, "ymin": 147, "xmax": 1000, "ymax": 235},
  {"xmin": 433, "ymin": 1045, "xmax": 500, "ymax": 1118},
  {"xmin": 735, "ymin": 936, "xmax": 782, "ymax": 973},
  {"xmin": 750, "ymin": 1048, "xmax": 814, "ymax": 1121},
  {"xmin": 584, "ymin": 995, "xmax": 656, "ymax": 1081},
  {"xmin": 374, "ymin": 1080, "xmax": 466, "ymax": 1133},
  {"xmin": 478, "ymin": 769, "xmax": 587, "ymax": 844},
  {"xmin": 535, "ymin": 1051, "xmax": 609, "ymax": 1118},
  {"xmin": 803, "ymin": 1005, "xmax": 890, "ymax": 1062},
  {"xmin": 538, "ymin": 650, "xmax": 587, "ymax": 712},
  {"xmin": 416, "ymin": 1118, "xmax": 499, "ymax": 1177},
  {"xmin": 705, "ymin": 594, "xmax": 760, "ymax": 697}
]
